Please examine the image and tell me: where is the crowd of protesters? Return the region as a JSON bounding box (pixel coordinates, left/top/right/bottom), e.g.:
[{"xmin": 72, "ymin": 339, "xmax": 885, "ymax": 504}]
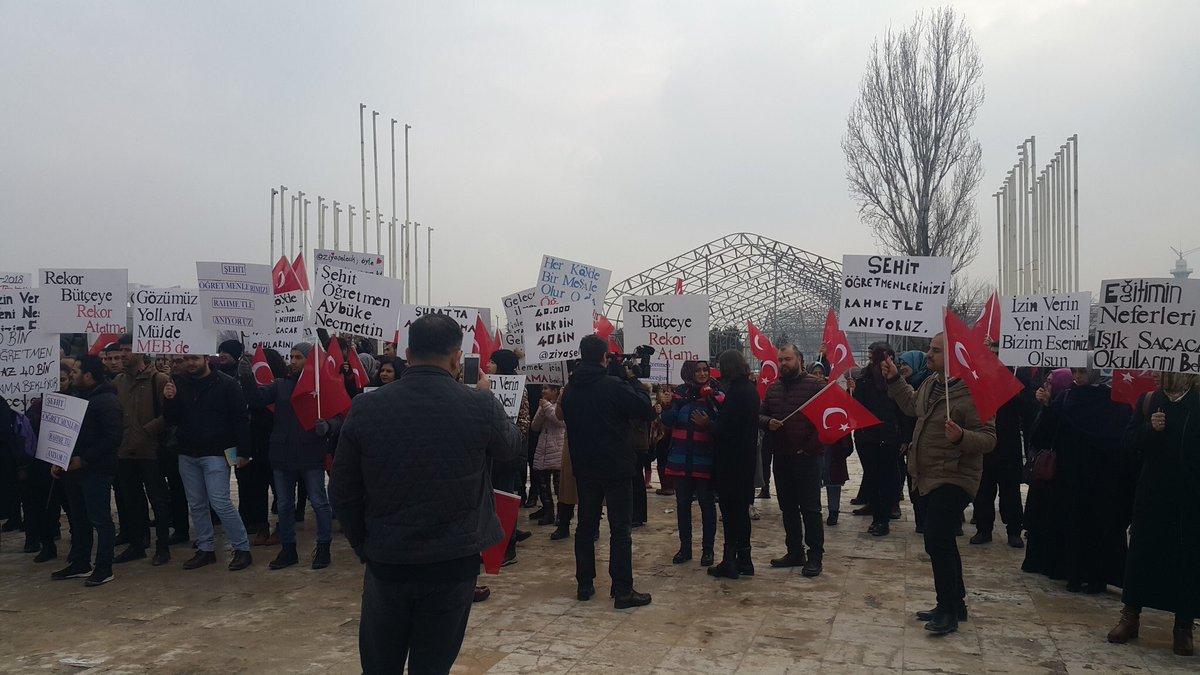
[{"xmin": 2, "ymin": 320, "xmax": 1197, "ymax": 671}]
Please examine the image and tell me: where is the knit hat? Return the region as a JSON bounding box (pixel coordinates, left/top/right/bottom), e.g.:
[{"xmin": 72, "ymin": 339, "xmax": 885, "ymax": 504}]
[
  {"xmin": 218, "ymin": 339, "xmax": 245, "ymax": 361},
  {"xmin": 292, "ymin": 342, "xmax": 313, "ymax": 358}
]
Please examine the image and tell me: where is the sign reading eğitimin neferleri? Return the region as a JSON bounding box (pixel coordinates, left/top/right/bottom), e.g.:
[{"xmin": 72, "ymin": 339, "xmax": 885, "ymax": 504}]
[
  {"xmin": 1094, "ymin": 278, "xmax": 1200, "ymax": 374},
  {"xmin": 839, "ymin": 255, "xmax": 951, "ymax": 338}
]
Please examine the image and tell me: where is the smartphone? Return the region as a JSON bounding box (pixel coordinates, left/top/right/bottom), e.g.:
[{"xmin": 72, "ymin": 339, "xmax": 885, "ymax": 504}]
[{"xmin": 464, "ymin": 354, "xmax": 481, "ymax": 386}]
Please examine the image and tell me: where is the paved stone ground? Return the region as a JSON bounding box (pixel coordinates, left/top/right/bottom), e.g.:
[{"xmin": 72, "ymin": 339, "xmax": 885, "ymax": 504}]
[{"xmin": 0, "ymin": 468, "xmax": 1191, "ymax": 674}]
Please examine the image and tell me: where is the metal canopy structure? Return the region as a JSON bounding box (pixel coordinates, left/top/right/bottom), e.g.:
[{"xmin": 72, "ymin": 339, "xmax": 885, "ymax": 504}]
[{"xmin": 603, "ymin": 232, "xmax": 842, "ymax": 353}]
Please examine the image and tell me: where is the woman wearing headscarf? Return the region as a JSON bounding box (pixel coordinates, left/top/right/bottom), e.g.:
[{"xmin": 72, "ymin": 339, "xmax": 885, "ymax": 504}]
[
  {"xmin": 1021, "ymin": 368, "xmax": 1074, "ymax": 577},
  {"xmin": 662, "ymin": 360, "xmax": 721, "ymax": 566},
  {"xmin": 708, "ymin": 350, "xmax": 760, "ymax": 579},
  {"xmin": 1028, "ymin": 365, "xmax": 1132, "ymax": 593},
  {"xmin": 852, "ymin": 342, "xmax": 905, "ymax": 537},
  {"xmin": 356, "ymin": 353, "xmax": 379, "ymax": 387},
  {"xmin": 1108, "ymin": 373, "xmax": 1199, "ymax": 656}
]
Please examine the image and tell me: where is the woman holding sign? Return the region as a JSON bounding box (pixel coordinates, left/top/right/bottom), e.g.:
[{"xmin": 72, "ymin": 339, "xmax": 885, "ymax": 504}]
[
  {"xmin": 1109, "ymin": 373, "xmax": 1200, "ymax": 657},
  {"xmin": 662, "ymin": 360, "xmax": 721, "ymax": 567}
]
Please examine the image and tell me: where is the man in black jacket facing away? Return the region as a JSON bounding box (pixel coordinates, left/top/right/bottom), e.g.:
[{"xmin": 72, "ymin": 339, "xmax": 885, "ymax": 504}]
[
  {"xmin": 332, "ymin": 314, "xmax": 521, "ymax": 674},
  {"xmin": 559, "ymin": 334, "xmax": 657, "ymax": 608},
  {"xmin": 50, "ymin": 355, "xmax": 123, "ymax": 587}
]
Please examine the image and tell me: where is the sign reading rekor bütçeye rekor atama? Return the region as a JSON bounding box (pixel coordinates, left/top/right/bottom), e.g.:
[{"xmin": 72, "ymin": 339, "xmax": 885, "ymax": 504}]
[
  {"xmin": 621, "ymin": 294, "xmax": 710, "ymax": 384},
  {"xmin": 36, "ymin": 268, "xmax": 128, "ymax": 334}
]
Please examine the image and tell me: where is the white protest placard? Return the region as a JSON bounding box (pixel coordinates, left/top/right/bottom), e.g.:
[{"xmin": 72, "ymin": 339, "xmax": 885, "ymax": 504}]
[
  {"xmin": 840, "ymin": 255, "xmax": 951, "ymax": 337},
  {"xmin": 1094, "ymin": 278, "xmax": 1200, "ymax": 374},
  {"xmin": 0, "ymin": 289, "xmax": 40, "ymax": 338},
  {"xmin": 129, "ymin": 287, "xmax": 217, "ymax": 355},
  {"xmin": 246, "ymin": 288, "xmax": 313, "ymax": 354},
  {"xmin": 523, "ymin": 301, "xmax": 593, "ymax": 365},
  {"xmin": 999, "ymin": 292, "xmax": 1090, "ymax": 368},
  {"xmin": 396, "ymin": 305, "xmax": 480, "ymax": 353},
  {"xmin": 0, "ymin": 272, "xmax": 31, "ymax": 289},
  {"xmin": 311, "ymin": 264, "xmax": 404, "ymax": 341},
  {"xmin": 36, "ymin": 268, "xmax": 127, "ymax": 334},
  {"xmin": 502, "ymin": 288, "xmax": 537, "ymax": 350},
  {"xmin": 35, "ymin": 392, "xmax": 88, "ymax": 470},
  {"xmin": 485, "ymin": 374, "xmax": 527, "ymax": 419},
  {"xmin": 621, "ymin": 295, "xmax": 710, "ymax": 384},
  {"xmin": 196, "ymin": 262, "xmax": 275, "ymax": 333},
  {"xmin": 522, "ymin": 360, "xmax": 565, "ymax": 386},
  {"xmin": 315, "ymin": 248, "xmax": 385, "ymax": 275},
  {"xmin": 534, "ymin": 255, "xmax": 612, "ymax": 311},
  {"xmin": 0, "ymin": 334, "xmax": 58, "ymax": 413}
]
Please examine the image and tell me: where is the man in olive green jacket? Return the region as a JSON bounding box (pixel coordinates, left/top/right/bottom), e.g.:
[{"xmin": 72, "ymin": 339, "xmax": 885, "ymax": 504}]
[
  {"xmin": 884, "ymin": 332, "xmax": 995, "ymax": 636},
  {"xmin": 113, "ymin": 337, "xmax": 172, "ymax": 566}
]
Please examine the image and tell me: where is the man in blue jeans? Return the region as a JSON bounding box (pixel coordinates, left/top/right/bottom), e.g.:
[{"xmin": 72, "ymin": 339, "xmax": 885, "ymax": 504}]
[
  {"xmin": 50, "ymin": 355, "xmax": 124, "ymax": 587},
  {"xmin": 162, "ymin": 354, "xmax": 253, "ymax": 571}
]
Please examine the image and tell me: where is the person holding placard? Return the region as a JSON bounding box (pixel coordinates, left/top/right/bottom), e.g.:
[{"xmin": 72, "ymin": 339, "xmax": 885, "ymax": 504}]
[
  {"xmin": 1109, "ymin": 373, "xmax": 1200, "ymax": 657},
  {"xmin": 882, "ymin": 334, "xmax": 996, "ymax": 636},
  {"xmin": 50, "ymin": 356, "xmax": 123, "ymax": 587},
  {"xmin": 162, "ymin": 354, "xmax": 253, "ymax": 572}
]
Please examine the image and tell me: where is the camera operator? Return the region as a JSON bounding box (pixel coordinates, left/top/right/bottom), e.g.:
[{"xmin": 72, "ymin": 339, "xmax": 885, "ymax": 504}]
[{"xmin": 559, "ymin": 334, "xmax": 657, "ymax": 609}]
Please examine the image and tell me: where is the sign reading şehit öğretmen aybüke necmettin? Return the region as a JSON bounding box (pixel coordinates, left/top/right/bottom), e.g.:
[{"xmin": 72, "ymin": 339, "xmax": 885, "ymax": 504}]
[
  {"xmin": 311, "ymin": 264, "xmax": 403, "ymax": 340},
  {"xmin": 839, "ymin": 255, "xmax": 951, "ymax": 338},
  {"xmin": 1093, "ymin": 278, "xmax": 1200, "ymax": 374}
]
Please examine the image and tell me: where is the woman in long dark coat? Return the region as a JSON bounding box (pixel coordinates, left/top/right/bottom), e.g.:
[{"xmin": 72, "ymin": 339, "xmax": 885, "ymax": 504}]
[
  {"xmin": 1027, "ymin": 367, "xmax": 1132, "ymax": 593},
  {"xmin": 707, "ymin": 350, "xmax": 760, "ymax": 579},
  {"xmin": 1108, "ymin": 372, "xmax": 1199, "ymax": 657},
  {"xmin": 1021, "ymin": 368, "xmax": 1073, "ymax": 578}
]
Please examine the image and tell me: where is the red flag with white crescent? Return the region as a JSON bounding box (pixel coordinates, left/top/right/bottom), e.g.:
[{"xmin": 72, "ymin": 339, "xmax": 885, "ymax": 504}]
[
  {"xmin": 472, "ymin": 315, "xmax": 495, "ymax": 367},
  {"xmin": 346, "ymin": 346, "xmax": 369, "ymax": 389},
  {"xmin": 970, "ymin": 291, "xmax": 1001, "ymax": 345},
  {"xmin": 798, "ymin": 381, "xmax": 881, "ymax": 445},
  {"xmin": 88, "ymin": 333, "xmax": 121, "ymax": 356},
  {"xmin": 944, "ymin": 308, "xmax": 1023, "ymax": 422},
  {"xmin": 1112, "ymin": 369, "xmax": 1157, "ymax": 407},
  {"xmin": 272, "ymin": 256, "xmax": 302, "ymax": 294},
  {"xmin": 594, "ymin": 314, "xmax": 615, "ymax": 340},
  {"xmin": 290, "ymin": 342, "xmax": 351, "ymax": 431},
  {"xmin": 747, "ymin": 320, "xmax": 778, "ymax": 399},
  {"xmin": 674, "ymin": 278, "xmax": 684, "ymax": 295},
  {"xmin": 822, "ymin": 308, "xmax": 857, "ymax": 381},
  {"xmin": 325, "ymin": 337, "xmax": 346, "ymax": 372},
  {"xmin": 251, "ymin": 345, "xmax": 275, "ymax": 386}
]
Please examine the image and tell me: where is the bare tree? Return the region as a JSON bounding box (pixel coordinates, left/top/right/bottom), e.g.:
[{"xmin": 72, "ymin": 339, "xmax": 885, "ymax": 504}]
[{"xmin": 843, "ymin": 7, "xmax": 985, "ymax": 273}]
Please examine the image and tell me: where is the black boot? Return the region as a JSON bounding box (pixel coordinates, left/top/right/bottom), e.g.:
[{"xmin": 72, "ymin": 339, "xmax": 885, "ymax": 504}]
[
  {"xmin": 550, "ymin": 504, "xmax": 573, "ymax": 540},
  {"xmin": 269, "ymin": 544, "xmax": 298, "ymax": 570},
  {"xmin": 113, "ymin": 544, "xmax": 147, "ymax": 564},
  {"xmin": 311, "ymin": 543, "xmax": 331, "ymax": 569},
  {"xmin": 801, "ymin": 555, "xmax": 823, "ymax": 578},
  {"xmin": 33, "ymin": 543, "xmax": 57, "ymax": 563},
  {"xmin": 700, "ymin": 548, "xmax": 714, "ymax": 567},
  {"xmin": 672, "ymin": 547, "xmax": 692, "ymax": 564},
  {"xmin": 924, "ymin": 610, "xmax": 959, "ymax": 635},
  {"xmin": 770, "ymin": 551, "xmax": 805, "ymax": 568},
  {"xmin": 707, "ymin": 547, "xmax": 739, "ymax": 579},
  {"xmin": 736, "ymin": 548, "xmax": 755, "ymax": 576},
  {"xmin": 917, "ymin": 604, "xmax": 968, "ymax": 622},
  {"xmin": 537, "ymin": 502, "xmax": 556, "ymax": 526}
]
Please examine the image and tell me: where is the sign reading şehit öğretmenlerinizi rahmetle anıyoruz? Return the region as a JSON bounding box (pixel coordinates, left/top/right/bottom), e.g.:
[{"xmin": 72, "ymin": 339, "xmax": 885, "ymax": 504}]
[{"xmin": 1093, "ymin": 278, "xmax": 1200, "ymax": 374}]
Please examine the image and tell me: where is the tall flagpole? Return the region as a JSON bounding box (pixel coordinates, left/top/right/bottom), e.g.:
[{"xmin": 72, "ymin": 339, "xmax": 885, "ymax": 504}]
[
  {"xmin": 270, "ymin": 188, "xmax": 277, "ymax": 263},
  {"xmin": 414, "ymin": 222, "xmax": 421, "ymax": 303},
  {"xmin": 390, "ymin": 118, "xmax": 397, "ymax": 278},
  {"xmin": 372, "ymin": 110, "xmax": 380, "ymax": 256},
  {"xmin": 289, "ymin": 194, "xmax": 297, "ymax": 254},
  {"xmin": 358, "ymin": 103, "xmax": 366, "ymax": 253},
  {"xmin": 404, "ymin": 123, "xmax": 411, "ymax": 301},
  {"xmin": 333, "ymin": 201, "xmax": 341, "ymax": 250},
  {"xmin": 427, "ymin": 226, "xmax": 432, "ymax": 304},
  {"xmin": 279, "ymin": 185, "xmax": 287, "ymax": 258}
]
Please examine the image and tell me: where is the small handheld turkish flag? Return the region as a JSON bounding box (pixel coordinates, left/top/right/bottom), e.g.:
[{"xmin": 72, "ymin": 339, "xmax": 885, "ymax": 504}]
[
  {"xmin": 822, "ymin": 309, "xmax": 857, "ymax": 381},
  {"xmin": 1112, "ymin": 369, "xmax": 1157, "ymax": 407},
  {"xmin": 473, "ymin": 315, "xmax": 495, "ymax": 367},
  {"xmin": 88, "ymin": 333, "xmax": 121, "ymax": 356},
  {"xmin": 346, "ymin": 347, "xmax": 369, "ymax": 389},
  {"xmin": 748, "ymin": 321, "xmax": 778, "ymax": 400},
  {"xmin": 290, "ymin": 342, "xmax": 352, "ymax": 431},
  {"xmin": 594, "ymin": 314, "xmax": 615, "ymax": 340},
  {"xmin": 325, "ymin": 337, "xmax": 346, "ymax": 371},
  {"xmin": 251, "ymin": 345, "xmax": 275, "ymax": 386},
  {"xmin": 272, "ymin": 256, "xmax": 301, "ymax": 294},
  {"xmin": 798, "ymin": 381, "xmax": 881, "ymax": 444},
  {"xmin": 944, "ymin": 308, "xmax": 1023, "ymax": 422},
  {"xmin": 970, "ymin": 291, "xmax": 1001, "ymax": 345},
  {"xmin": 290, "ymin": 253, "xmax": 310, "ymax": 292}
]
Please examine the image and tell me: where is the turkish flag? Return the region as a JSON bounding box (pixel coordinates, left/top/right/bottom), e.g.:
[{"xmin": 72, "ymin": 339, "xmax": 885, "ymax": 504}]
[
  {"xmin": 481, "ymin": 490, "xmax": 520, "ymax": 575},
  {"xmin": 748, "ymin": 320, "xmax": 778, "ymax": 399},
  {"xmin": 675, "ymin": 278, "xmax": 684, "ymax": 295},
  {"xmin": 970, "ymin": 291, "xmax": 1001, "ymax": 345},
  {"xmin": 251, "ymin": 345, "xmax": 275, "ymax": 386},
  {"xmin": 272, "ymin": 256, "xmax": 302, "ymax": 294},
  {"xmin": 799, "ymin": 381, "xmax": 881, "ymax": 445},
  {"xmin": 346, "ymin": 347, "xmax": 369, "ymax": 389},
  {"xmin": 1112, "ymin": 369, "xmax": 1157, "ymax": 407},
  {"xmin": 594, "ymin": 314, "xmax": 615, "ymax": 340},
  {"xmin": 822, "ymin": 309, "xmax": 857, "ymax": 381},
  {"xmin": 290, "ymin": 342, "xmax": 351, "ymax": 431},
  {"xmin": 944, "ymin": 308, "xmax": 1023, "ymax": 422},
  {"xmin": 494, "ymin": 328, "xmax": 504, "ymax": 351},
  {"xmin": 325, "ymin": 337, "xmax": 346, "ymax": 371},
  {"xmin": 472, "ymin": 315, "xmax": 495, "ymax": 366},
  {"xmin": 290, "ymin": 253, "xmax": 310, "ymax": 292},
  {"xmin": 88, "ymin": 333, "xmax": 121, "ymax": 356}
]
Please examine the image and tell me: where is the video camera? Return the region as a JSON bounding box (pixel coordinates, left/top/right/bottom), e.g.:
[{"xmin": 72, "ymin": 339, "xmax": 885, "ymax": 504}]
[{"xmin": 608, "ymin": 345, "xmax": 655, "ymax": 381}]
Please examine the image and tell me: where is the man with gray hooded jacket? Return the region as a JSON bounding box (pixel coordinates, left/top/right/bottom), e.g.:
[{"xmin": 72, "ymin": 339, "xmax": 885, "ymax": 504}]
[{"xmin": 332, "ymin": 313, "xmax": 521, "ymax": 674}]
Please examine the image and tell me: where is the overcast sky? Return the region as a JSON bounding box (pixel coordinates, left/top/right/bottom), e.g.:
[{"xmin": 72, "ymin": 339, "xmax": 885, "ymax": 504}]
[{"xmin": 3, "ymin": 1, "xmax": 1197, "ymax": 321}]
